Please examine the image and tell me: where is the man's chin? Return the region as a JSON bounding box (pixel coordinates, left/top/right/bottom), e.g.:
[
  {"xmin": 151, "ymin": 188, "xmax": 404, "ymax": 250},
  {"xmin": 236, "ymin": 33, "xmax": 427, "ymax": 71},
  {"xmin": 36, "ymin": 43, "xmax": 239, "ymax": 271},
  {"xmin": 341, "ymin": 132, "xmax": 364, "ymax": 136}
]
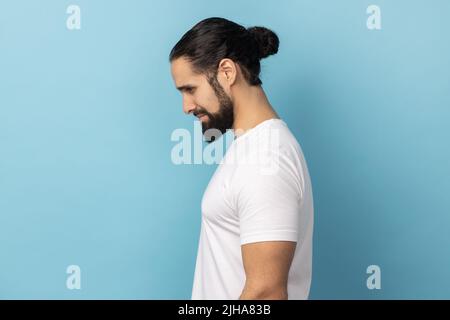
[
  {"xmin": 202, "ymin": 125, "xmax": 225, "ymax": 143},
  {"xmin": 201, "ymin": 123, "xmax": 210, "ymax": 135}
]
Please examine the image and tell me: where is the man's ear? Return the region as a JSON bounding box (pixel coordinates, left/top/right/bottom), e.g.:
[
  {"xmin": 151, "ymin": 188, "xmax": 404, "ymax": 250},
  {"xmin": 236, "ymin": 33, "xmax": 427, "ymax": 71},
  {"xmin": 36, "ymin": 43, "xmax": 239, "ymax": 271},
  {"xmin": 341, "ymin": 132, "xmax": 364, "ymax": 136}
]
[{"xmin": 217, "ymin": 58, "xmax": 238, "ymax": 89}]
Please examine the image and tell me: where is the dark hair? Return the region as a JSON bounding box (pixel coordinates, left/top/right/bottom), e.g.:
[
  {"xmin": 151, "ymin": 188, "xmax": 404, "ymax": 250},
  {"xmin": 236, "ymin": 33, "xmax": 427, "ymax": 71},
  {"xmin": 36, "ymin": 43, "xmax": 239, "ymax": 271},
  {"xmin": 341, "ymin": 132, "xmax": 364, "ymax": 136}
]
[{"xmin": 169, "ymin": 17, "xmax": 279, "ymax": 86}]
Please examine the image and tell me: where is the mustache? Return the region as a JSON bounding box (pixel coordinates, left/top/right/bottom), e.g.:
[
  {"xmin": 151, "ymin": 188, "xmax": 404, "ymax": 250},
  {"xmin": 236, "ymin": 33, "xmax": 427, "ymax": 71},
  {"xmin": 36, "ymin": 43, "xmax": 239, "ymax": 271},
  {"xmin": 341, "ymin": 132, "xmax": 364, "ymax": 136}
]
[{"xmin": 193, "ymin": 108, "xmax": 212, "ymax": 118}]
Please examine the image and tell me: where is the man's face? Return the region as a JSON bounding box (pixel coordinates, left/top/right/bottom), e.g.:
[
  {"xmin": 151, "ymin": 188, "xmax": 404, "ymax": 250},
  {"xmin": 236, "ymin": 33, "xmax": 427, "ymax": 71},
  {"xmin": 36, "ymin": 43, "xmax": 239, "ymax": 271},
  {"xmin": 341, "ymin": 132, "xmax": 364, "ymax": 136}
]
[{"xmin": 171, "ymin": 57, "xmax": 234, "ymax": 142}]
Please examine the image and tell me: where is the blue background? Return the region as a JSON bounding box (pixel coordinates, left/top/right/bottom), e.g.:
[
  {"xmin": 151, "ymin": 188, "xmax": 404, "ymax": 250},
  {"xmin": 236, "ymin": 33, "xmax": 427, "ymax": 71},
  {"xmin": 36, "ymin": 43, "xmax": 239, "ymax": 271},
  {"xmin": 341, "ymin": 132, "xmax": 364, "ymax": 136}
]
[{"xmin": 1, "ymin": 0, "xmax": 449, "ymax": 299}]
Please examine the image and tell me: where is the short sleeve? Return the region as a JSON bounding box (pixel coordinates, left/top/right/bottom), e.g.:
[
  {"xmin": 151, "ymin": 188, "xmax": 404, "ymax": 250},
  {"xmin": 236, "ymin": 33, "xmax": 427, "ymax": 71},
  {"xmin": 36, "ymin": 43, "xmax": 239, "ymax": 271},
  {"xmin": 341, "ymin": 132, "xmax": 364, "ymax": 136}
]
[{"xmin": 232, "ymin": 148, "xmax": 304, "ymax": 245}]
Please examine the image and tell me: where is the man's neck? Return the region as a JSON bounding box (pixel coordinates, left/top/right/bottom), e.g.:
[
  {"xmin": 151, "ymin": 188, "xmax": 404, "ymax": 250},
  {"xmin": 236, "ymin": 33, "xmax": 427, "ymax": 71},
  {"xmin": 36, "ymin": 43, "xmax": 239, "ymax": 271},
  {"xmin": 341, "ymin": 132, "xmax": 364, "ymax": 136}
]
[{"xmin": 232, "ymin": 84, "xmax": 279, "ymax": 138}]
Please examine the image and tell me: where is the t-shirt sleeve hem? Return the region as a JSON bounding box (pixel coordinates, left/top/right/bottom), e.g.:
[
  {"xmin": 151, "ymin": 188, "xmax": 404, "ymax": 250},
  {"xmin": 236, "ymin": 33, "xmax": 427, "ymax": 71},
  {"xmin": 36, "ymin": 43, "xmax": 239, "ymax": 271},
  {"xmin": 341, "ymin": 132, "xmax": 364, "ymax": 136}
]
[{"xmin": 240, "ymin": 230, "xmax": 298, "ymax": 245}]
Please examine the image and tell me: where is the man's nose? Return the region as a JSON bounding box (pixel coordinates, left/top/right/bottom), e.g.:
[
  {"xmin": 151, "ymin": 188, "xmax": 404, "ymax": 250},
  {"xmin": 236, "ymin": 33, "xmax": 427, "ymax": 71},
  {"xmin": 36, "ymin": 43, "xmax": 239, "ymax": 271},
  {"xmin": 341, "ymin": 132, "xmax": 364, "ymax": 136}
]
[{"xmin": 182, "ymin": 96, "xmax": 196, "ymax": 115}]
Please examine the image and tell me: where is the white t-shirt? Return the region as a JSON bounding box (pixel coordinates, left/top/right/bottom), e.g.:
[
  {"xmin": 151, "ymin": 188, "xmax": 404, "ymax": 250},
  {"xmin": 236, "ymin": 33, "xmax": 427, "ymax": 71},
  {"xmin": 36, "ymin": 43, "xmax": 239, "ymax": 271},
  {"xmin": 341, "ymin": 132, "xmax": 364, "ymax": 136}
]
[{"xmin": 191, "ymin": 118, "xmax": 314, "ymax": 300}]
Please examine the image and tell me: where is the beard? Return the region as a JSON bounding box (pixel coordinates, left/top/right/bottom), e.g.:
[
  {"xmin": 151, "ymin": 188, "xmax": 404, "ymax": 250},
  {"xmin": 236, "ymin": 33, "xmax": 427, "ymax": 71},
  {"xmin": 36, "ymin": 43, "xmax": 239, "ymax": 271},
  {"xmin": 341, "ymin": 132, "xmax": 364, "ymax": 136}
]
[{"xmin": 195, "ymin": 74, "xmax": 235, "ymax": 143}]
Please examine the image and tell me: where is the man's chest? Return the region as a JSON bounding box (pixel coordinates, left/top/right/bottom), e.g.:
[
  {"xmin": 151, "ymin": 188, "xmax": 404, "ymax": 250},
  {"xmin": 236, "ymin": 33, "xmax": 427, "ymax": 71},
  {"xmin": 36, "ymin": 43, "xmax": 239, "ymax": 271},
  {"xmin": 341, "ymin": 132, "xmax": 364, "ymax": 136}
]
[{"xmin": 200, "ymin": 164, "xmax": 240, "ymax": 231}]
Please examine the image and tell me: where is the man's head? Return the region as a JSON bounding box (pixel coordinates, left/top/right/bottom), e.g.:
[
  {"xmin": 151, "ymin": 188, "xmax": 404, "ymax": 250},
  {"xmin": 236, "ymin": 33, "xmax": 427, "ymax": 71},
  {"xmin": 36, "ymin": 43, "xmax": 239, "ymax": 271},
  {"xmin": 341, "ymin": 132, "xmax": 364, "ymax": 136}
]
[{"xmin": 169, "ymin": 17, "xmax": 279, "ymax": 142}]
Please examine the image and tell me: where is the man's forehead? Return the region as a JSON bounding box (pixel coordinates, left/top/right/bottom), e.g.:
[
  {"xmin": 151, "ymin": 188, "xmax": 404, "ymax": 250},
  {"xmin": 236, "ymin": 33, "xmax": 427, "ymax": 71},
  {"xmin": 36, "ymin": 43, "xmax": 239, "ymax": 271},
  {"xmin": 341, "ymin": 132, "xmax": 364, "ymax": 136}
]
[
  {"xmin": 172, "ymin": 58, "xmax": 196, "ymax": 80},
  {"xmin": 172, "ymin": 59, "xmax": 207, "ymax": 92}
]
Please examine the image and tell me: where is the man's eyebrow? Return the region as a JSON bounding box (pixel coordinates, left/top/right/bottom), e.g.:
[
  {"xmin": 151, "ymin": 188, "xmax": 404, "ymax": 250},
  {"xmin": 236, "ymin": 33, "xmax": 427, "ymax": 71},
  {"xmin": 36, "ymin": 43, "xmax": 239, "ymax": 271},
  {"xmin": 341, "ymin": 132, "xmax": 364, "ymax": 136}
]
[{"xmin": 176, "ymin": 84, "xmax": 196, "ymax": 91}]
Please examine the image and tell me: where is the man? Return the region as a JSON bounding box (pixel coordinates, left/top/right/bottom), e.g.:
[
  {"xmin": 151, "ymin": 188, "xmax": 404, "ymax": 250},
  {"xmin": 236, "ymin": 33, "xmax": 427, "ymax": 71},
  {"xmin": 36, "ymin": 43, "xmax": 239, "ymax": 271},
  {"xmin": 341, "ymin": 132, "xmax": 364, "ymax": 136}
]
[{"xmin": 169, "ymin": 17, "xmax": 314, "ymax": 300}]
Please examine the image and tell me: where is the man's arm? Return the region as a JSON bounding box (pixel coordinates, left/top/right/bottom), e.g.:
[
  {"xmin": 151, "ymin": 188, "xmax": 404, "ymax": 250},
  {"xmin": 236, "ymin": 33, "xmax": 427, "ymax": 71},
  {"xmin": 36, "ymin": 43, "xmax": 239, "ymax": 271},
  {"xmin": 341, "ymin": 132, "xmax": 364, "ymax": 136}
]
[{"xmin": 239, "ymin": 241, "xmax": 296, "ymax": 300}]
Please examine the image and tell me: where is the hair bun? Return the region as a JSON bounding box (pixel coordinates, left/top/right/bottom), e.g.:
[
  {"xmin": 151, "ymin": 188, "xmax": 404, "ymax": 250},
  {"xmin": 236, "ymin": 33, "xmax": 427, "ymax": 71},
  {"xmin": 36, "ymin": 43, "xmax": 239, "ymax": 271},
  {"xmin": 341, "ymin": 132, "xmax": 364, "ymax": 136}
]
[{"xmin": 247, "ymin": 26, "xmax": 279, "ymax": 59}]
